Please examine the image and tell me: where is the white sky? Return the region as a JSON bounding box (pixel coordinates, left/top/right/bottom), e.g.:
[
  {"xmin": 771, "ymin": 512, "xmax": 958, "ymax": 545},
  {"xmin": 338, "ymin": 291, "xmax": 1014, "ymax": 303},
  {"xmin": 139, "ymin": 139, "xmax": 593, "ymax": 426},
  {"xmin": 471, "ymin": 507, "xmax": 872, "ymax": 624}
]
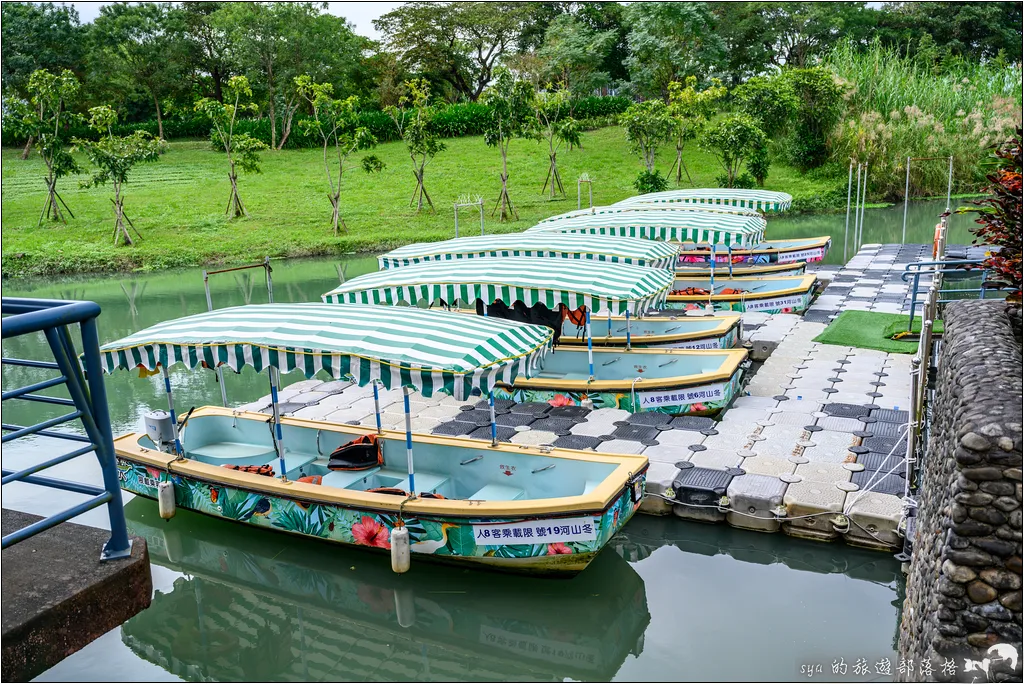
[{"xmin": 67, "ymin": 1, "xmax": 404, "ymax": 40}]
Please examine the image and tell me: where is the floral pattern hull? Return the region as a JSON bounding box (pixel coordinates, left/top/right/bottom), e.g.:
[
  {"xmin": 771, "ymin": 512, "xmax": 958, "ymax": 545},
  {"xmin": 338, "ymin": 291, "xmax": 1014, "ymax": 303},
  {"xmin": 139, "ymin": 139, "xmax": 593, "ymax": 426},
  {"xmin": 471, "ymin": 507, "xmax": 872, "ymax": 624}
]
[
  {"xmin": 116, "ymin": 458, "xmax": 645, "ymax": 576},
  {"xmin": 496, "ymin": 371, "xmax": 741, "ymax": 416}
]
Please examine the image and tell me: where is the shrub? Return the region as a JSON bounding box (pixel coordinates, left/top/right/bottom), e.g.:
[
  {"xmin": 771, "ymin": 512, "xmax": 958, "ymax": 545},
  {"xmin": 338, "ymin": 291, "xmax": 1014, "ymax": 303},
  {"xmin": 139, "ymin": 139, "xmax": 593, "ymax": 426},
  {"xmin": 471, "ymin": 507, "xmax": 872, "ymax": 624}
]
[
  {"xmin": 747, "ymin": 142, "xmax": 771, "ymax": 186},
  {"xmin": 633, "ymin": 169, "xmax": 668, "ymax": 194},
  {"xmin": 715, "ymin": 172, "xmax": 755, "ymax": 189},
  {"xmin": 700, "ymin": 113, "xmax": 768, "ymax": 187},
  {"xmin": 785, "ymin": 66, "xmax": 845, "ymax": 171},
  {"xmin": 572, "ymin": 95, "xmax": 632, "ymax": 118},
  {"xmin": 733, "ymin": 75, "xmax": 797, "ymax": 139}
]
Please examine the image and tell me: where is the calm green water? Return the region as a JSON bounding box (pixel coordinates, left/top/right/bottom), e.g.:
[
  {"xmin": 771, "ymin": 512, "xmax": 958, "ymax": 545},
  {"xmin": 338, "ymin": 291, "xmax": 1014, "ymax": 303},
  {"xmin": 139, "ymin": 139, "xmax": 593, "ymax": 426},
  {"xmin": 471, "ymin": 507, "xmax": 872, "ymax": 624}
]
[{"xmin": 1, "ymin": 199, "xmax": 963, "ymax": 682}]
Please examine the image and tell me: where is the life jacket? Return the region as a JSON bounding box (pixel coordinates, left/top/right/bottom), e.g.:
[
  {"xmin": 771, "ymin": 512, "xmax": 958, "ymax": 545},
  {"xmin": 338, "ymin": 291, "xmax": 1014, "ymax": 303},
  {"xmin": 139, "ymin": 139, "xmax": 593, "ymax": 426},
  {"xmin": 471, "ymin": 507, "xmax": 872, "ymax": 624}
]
[
  {"xmin": 563, "ymin": 305, "xmax": 587, "ymax": 328},
  {"xmin": 419, "ymin": 492, "xmax": 446, "ymax": 499},
  {"xmin": 297, "ymin": 475, "xmax": 323, "ymax": 485},
  {"xmin": 328, "ymin": 434, "xmax": 384, "ymax": 471},
  {"xmin": 222, "ymin": 464, "xmax": 275, "ymax": 477},
  {"xmin": 673, "ymin": 287, "xmax": 710, "ymax": 296},
  {"xmin": 720, "ymin": 288, "xmax": 747, "ymax": 295},
  {"xmin": 367, "ymin": 487, "xmax": 408, "ymax": 496}
]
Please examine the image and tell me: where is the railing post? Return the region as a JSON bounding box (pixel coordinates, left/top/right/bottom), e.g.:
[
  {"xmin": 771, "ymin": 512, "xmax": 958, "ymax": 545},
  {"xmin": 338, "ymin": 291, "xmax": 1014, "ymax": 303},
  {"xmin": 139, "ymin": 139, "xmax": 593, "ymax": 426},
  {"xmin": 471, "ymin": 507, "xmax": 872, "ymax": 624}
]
[
  {"xmin": 844, "ymin": 161, "xmax": 853, "ymax": 262},
  {"xmin": 902, "ymin": 156, "xmax": 911, "ymax": 244}
]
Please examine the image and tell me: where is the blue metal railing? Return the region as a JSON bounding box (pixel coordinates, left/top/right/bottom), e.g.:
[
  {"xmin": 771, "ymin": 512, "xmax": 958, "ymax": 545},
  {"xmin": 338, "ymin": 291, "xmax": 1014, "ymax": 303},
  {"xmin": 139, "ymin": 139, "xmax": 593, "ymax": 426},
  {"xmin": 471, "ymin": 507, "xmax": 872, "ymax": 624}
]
[
  {"xmin": 902, "ymin": 259, "xmax": 1013, "ymax": 330},
  {"xmin": 1, "ymin": 297, "xmax": 131, "ymax": 559}
]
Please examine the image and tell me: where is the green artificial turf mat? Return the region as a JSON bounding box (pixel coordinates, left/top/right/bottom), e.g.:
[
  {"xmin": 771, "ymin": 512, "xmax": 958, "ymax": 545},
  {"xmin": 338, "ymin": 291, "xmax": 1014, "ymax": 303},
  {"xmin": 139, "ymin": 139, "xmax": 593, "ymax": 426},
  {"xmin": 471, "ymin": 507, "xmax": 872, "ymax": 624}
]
[{"xmin": 813, "ymin": 311, "xmax": 944, "ymax": 354}]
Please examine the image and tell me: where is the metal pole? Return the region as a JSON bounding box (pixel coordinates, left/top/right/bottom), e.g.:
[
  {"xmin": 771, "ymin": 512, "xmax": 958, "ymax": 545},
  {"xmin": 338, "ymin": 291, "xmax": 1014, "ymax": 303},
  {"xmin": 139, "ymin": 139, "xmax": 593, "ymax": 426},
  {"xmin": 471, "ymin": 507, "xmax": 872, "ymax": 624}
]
[
  {"xmin": 578, "ymin": 179, "xmax": 582, "ymax": 210},
  {"xmin": 264, "ymin": 256, "xmax": 274, "ymax": 303},
  {"xmin": 625, "ymin": 310, "xmax": 632, "ymax": 350},
  {"xmin": 453, "ymin": 202, "xmax": 459, "ymax": 238},
  {"xmin": 269, "ymin": 367, "xmax": 288, "ymax": 481},
  {"xmin": 945, "ymin": 156, "xmax": 953, "ymax": 212},
  {"xmin": 606, "ymin": 308, "xmax": 612, "ymax": 338},
  {"xmin": 478, "ymin": 199, "xmax": 485, "ymax": 236},
  {"xmin": 844, "ymin": 161, "xmax": 854, "ymax": 261},
  {"xmin": 203, "ymin": 270, "xmax": 229, "ymax": 407},
  {"xmin": 902, "ymin": 156, "xmax": 911, "ymax": 244},
  {"xmin": 403, "ymin": 386, "xmax": 416, "ymax": 494},
  {"xmin": 708, "ymin": 243, "xmax": 716, "ymax": 312},
  {"xmin": 160, "ymin": 365, "xmax": 183, "ymax": 456},
  {"xmin": 727, "ymin": 244, "xmax": 734, "ymax": 277},
  {"xmin": 585, "ymin": 307, "xmax": 594, "ymax": 381},
  {"xmin": 488, "ymin": 390, "xmax": 497, "ymax": 447},
  {"xmin": 852, "ymin": 164, "xmax": 862, "ymax": 256},
  {"xmin": 859, "ymin": 164, "xmax": 869, "ymax": 250},
  {"xmin": 372, "ymin": 380, "xmax": 382, "ymax": 434}
]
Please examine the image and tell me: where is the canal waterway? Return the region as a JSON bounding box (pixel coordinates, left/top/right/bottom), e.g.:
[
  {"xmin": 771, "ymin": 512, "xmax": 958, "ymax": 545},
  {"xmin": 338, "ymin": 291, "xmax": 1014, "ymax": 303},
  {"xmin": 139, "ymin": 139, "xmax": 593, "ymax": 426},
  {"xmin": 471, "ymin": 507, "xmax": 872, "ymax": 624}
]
[{"xmin": 3, "ymin": 199, "xmax": 970, "ymax": 681}]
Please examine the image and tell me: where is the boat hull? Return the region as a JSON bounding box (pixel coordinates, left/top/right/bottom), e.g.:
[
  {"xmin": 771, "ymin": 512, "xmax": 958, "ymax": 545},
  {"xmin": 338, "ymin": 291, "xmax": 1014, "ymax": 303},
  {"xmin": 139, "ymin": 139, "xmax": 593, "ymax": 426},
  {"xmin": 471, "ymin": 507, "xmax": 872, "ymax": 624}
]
[
  {"xmin": 675, "ymin": 261, "xmax": 807, "ymax": 278},
  {"xmin": 113, "ymin": 420, "xmax": 646, "ymax": 577},
  {"xmin": 677, "ymin": 236, "xmax": 831, "ymax": 265},
  {"xmin": 558, "ymin": 313, "xmax": 741, "ymax": 350},
  {"xmin": 665, "ymin": 274, "xmax": 818, "ymax": 315}
]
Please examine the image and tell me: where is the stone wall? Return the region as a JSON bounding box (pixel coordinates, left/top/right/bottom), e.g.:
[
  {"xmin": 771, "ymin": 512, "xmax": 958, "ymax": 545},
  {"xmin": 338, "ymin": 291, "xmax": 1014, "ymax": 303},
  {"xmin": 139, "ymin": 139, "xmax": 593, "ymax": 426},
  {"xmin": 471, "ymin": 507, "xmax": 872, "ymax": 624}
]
[{"xmin": 899, "ymin": 301, "xmax": 1022, "ymax": 682}]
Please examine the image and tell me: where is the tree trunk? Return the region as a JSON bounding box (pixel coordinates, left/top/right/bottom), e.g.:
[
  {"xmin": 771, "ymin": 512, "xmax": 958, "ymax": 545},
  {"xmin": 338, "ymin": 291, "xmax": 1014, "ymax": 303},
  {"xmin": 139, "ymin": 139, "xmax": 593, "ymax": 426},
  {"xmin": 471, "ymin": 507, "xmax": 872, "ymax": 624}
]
[
  {"xmin": 410, "ymin": 167, "xmax": 434, "ymax": 212},
  {"xmin": 20, "ymin": 136, "xmax": 34, "ymax": 160},
  {"xmin": 491, "ymin": 143, "xmax": 517, "ymax": 222},
  {"xmin": 277, "ymin": 100, "xmax": 298, "ymax": 150},
  {"xmin": 112, "ymin": 183, "xmax": 133, "ymax": 247},
  {"xmin": 329, "ymin": 191, "xmax": 343, "ymax": 235},
  {"xmin": 268, "ymin": 84, "xmax": 277, "ymax": 149},
  {"xmin": 226, "ymin": 160, "xmax": 247, "ymax": 218},
  {"xmin": 211, "ymin": 67, "xmax": 224, "ymax": 102},
  {"xmin": 152, "ymin": 91, "xmax": 164, "ymax": 140}
]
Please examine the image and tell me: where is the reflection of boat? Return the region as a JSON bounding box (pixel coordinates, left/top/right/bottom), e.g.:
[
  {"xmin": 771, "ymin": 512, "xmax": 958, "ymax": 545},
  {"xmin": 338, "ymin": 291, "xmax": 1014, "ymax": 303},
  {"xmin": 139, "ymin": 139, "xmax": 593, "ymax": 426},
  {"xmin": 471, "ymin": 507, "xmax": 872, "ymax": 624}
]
[
  {"xmin": 104, "ymin": 305, "xmax": 648, "ymax": 575},
  {"xmin": 324, "ymin": 259, "xmax": 747, "ymax": 415},
  {"xmin": 677, "ymin": 236, "xmax": 832, "ymax": 265},
  {"xmin": 675, "ymin": 261, "xmax": 807, "ymax": 279},
  {"xmin": 666, "ymin": 275, "xmax": 818, "ymax": 314},
  {"xmin": 377, "ymin": 232, "xmax": 680, "ymax": 270},
  {"xmin": 526, "ymin": 209, "xmax": 767, "ymax": 248},
  {"xmin": 122, "ymin": 500, "xmax": 651, "ymax": 681},
  {"xmin": 615, "ymin": 188, "xmax": 793, "ymax": 213}
]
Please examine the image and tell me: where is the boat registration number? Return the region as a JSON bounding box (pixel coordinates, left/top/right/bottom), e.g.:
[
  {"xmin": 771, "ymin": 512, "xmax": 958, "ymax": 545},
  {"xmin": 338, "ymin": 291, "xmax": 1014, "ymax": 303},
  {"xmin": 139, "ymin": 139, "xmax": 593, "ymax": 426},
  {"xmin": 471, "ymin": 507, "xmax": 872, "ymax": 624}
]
[
  {"xmin": 637, "ymin": 382, "xmax": 727, "ymax": 408},
  {"xmin": 777, "ymin": 247, "xmax": 825, "ymax": 263},
  {"xmin": 473, "ymin": 517, "xmax": 597, "ymax": 543},
  {"xmin": 744, "ymin": 294, "xmax": 806, "ymax": 312},
  {"xmin": 652, "ymin": 337, "xmax": 721, "ymax": 350}
]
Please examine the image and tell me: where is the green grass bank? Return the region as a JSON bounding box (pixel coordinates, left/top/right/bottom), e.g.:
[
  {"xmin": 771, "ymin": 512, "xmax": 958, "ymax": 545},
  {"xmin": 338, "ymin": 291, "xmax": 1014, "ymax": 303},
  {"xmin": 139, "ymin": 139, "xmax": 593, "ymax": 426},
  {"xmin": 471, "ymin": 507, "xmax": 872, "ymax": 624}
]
[{"xmin": 2, "ymin": 127, "xmax": 840, "ymax": 279}]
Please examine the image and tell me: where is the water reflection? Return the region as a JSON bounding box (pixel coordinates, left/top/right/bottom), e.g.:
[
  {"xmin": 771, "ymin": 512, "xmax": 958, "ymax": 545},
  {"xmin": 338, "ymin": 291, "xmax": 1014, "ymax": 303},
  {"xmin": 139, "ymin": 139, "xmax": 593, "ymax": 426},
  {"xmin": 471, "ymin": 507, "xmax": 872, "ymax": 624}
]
[{"xmin": 123, "ymin": 499, "xmax": 650, "ymax": 682}]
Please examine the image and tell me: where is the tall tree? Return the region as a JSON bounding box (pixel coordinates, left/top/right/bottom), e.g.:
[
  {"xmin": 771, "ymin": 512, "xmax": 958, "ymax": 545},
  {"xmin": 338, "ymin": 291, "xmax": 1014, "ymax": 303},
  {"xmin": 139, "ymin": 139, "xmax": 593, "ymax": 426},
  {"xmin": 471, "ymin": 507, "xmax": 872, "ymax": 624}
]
[
  {"xmin": 180, "ymin": 1, "xmax": 236, "ymax": 102},
  {"xmin": 6, "ymin": 69, "xmax": 82, "ymax": 224},
  {"xmin": 1, "ymin": 2, "xmax": 85, "ymax": 158},
  {"xmin": 195, "ymin": 75, "xmax": 267, "ymax": 218},
  {"xmin": 623, "ymin": 2, "xmax": 725, "ymax": 99},
  {"xmin": 573, "ymin": 1, "xmax": 630, "ymax": 85},
  {"xmin": 374, "ymin": 2, "xmax": 533, "ymax": 102},
  {"xmin": 620, "ymin": 99, "xmax": 674, "ymax": 174},
  {"xmin": 481, "ymin": 67, "xmax": 536, "ymax": 222},
  {"xmin": 536, "ymin": 14, "xmax": 616, "ymax": 98},
  {"xmin": 73, "ymin": 106, "xmax": 162, "ymax": 246},
  {"xmin": 387, "ymin": 78, "xmax": 446, "ymax": 212},
  {"xmin": 877, "ymin": 2, "xmax": 1022, "ymax": 63},
  {"xmin": 666, "ymin": 76, "xmax": 727, "ymax": 185},
  {"xmin": 296, "ymin": 76, "xmax": 382, "ymax": 234},
  {"xmin": 88, "ymin": 2, "xmax": 191, "ymax": 140},
  {"xmin": 700, "ymin": 114, "xmax": 769, "ymax": 187}
]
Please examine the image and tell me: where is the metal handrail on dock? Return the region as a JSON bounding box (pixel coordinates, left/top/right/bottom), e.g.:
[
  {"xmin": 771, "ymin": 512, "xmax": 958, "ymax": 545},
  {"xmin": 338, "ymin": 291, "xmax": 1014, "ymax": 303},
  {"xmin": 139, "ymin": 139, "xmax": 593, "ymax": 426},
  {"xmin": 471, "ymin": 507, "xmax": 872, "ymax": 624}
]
[{"xmin": 1, "ymin": 297, "xmax": 131, "ymax": 559}]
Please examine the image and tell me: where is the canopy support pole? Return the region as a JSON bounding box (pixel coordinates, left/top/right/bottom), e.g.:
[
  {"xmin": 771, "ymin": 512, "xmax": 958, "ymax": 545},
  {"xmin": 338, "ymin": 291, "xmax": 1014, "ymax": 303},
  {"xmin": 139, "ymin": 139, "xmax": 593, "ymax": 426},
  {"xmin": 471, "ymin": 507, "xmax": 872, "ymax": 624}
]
[
  {"xmin": 625, "ymin": 310, "xmax": 632, "ymax": 351},
  {"xmin": 606, "ymin": 309, "xmax": 612, "ymax": 338},
  {"xmin": 726, "ymin": 244, "xmax": 734, "ymax": 277},
  {"xmin": 403, "ymin": 387, "xmax": 416, "ymax": 495},
  {"xmin": 489, "ymin": 391, "xmax": 498, "ymax": 447},
  {"xmin": 202, "ymin": 271, "xmax": 229, "ymax": 408},
  {"xmin": 586, "ymin": 308, "xmax": 594, "ymax": 381},
  {"xmin": 160, "ymin": 365, "xmax": 183, "ymax": 456},
  {"xmin": 853, "ymin": 163, "xmax": 862, "ymax": 255},
  {"xmin": 846, "ymin": 160, "xmax": 855, "ymax": 259},
  {"xmin": 269, "ymin": 367, "xmax": 287, "ymax": 481},
  {"xmin": 707, "ymin": 244, "xmax": 716, "ymax": 314},
  {"xmin": 901, "ymin": 156, "xmax": 910, "ymax": 245},
  {"xmin": 372, "ymin": 380, "xmax": 382, "ymax": 435}
]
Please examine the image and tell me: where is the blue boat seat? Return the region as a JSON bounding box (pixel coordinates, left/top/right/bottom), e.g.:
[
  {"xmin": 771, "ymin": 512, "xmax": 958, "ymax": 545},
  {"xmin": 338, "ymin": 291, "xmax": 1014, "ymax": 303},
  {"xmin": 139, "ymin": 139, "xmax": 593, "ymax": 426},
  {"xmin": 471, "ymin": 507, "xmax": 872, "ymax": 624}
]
[
  {"xmin": 189, "ymin": 442, "xmax": 276, "ymax": 466},
  {"xmin": 468, "ymin": 483, "xmax": 526, "ymax": 501},
  {"xmin": 376, "ymin": 468, "xmax": 449, "ymax": 494},
  {"xmin": 582, "ymin": 480, "xmax": 601, "ymax": 495},
  {"xmin": 535, "ymin": 370, "xmax": 569, "ymax": 379},
  {"xmin": 322, "ymin": 467, "xmax": 381, "ymax": 489},
  {"xmin": 263, "ymin": 452, "xmax": 318, "ymax": 475}
]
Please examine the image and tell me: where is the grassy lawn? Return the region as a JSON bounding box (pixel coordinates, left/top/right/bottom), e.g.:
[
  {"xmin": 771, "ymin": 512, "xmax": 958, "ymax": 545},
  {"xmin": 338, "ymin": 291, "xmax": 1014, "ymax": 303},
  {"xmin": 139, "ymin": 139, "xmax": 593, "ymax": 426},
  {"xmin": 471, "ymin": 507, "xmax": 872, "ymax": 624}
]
[{"xmin": 1, "ymin": 126, "xmax": 840, "ymax": 278}]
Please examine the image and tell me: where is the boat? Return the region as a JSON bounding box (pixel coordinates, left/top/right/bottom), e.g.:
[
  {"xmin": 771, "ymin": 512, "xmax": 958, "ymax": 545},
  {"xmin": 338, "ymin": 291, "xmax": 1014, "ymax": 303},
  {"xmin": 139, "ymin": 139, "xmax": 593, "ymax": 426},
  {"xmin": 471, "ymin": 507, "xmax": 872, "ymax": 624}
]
[
  {"xmin": 122, "ymin": 500, "xmax": 650, "ymax": 681},
  {"xmin": 666, "ymin": 274, "xmax": 818, "ymax": 314},
  {"xmin": 677, "ymin": 236, "xmax": 832, "ymax": 265},
  {"xmin": 102, "ymin": 303, "xmax": 648, "ymax": 576},
  {"xmin": 377, "ymin": 232, "xmax": 679, "ymax": 270},
  {"xmin": 323, "ymin": 258, "xmax": 747, "ymax": 415},
  {"xmin": 526, "ymin": 208, "xmax": 766, "ymax": 248},
  {"xmin": 614, "ymin": 188, "xmax": 793, "ymax": 213},
  {"xmin": 675, "ymin": 261, "xmax": 808, "ymax": 278},
  {"xmin": 537, "ymin": 202, "xmax": 762, "ymax": 225},
  {"xmin": 557, "ymin": 312, "xmax": 742, "ymax": 350}
]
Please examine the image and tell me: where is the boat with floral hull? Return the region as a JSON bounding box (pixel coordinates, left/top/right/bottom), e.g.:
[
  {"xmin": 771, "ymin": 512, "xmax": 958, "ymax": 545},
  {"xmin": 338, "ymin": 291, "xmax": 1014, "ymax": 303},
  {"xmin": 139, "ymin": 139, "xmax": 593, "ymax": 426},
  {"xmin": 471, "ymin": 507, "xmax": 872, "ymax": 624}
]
[
  {"xmin": 114, "ymin": 408, "xmax": 647, "ymax": 576},
  {"xmin": 666, "ymin": 274, "xmax": 818, "ymax": 314},
  {"xmin": 675, "ymin": 261, "xmax": 807, "ymax": 279},
  {"xmin": 677, "ymin": 236, "xmax": 832, "ymax": 265},
  {"xmin": 557, "ymin": 312, "xmax": 741, "ymax": 350}
]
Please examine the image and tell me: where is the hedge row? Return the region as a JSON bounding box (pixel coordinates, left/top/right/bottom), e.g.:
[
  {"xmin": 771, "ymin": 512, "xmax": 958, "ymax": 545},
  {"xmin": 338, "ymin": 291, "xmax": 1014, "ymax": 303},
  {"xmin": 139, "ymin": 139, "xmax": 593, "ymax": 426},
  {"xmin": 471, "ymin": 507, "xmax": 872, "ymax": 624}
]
[{"xmin": 3, "ymin": 96, "xmax": 632, "ymax": 148}]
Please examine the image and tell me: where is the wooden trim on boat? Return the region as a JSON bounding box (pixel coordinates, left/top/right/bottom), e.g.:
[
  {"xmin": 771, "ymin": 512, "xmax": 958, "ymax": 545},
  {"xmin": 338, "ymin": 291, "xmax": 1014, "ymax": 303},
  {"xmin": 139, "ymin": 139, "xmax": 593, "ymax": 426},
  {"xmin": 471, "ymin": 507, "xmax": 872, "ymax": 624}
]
[
  {"xmin": 114, "ymin": 407, "xmax": 648, "ymax": 517},
  {"xmin": 676, "ymin": 235, "xmax": 831, "ymax": 256},
  {"xmin": 508, "ymin": 347, "xmax": 747, "ymax": 391},
  {"xmin": 668, "ymin": 274, "xmax": 817, "ymax": 302},
  {"xmin": 557, "ymin": 313, "xmax": 740, "ymax": 347},
  {"xmin": 674, "ymin": 262, "xmax": 807, "ymax": 277}
]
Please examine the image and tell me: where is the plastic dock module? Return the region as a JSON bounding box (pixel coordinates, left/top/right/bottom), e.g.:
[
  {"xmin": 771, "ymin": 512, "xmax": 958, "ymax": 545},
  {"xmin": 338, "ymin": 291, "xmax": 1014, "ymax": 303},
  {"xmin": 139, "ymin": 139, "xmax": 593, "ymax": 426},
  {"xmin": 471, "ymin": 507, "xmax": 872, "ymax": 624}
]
[
  {"xmin": 738, "ymin": 455, "xmax": 797, "ymax": 477},
  {"xmin": 782, "ymin": 480, "xmax": 848, "ymax": 541},
  {"xmin": 843, "ymin": 491, "xmax": 905, "ymax": 550},
  {"xmin": 726, "ymin": 474, "xmax": 788, "ymax": 532},
  {"xmin": 641, "ymin": 461, "xmax": 680, "ymax": 515},
  {"xmin": 671, "ymin": 464, "xmax": 740, "ymax": 523}
]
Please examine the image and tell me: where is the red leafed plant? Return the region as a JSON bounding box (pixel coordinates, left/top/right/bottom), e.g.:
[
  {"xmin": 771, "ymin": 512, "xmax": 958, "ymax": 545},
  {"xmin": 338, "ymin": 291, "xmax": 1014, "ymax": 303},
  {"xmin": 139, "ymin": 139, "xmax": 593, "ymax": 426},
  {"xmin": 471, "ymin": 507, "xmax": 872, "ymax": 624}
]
[{"xmin": 961, "ymin": 128, "xmax": 1022, "ymax": 303}]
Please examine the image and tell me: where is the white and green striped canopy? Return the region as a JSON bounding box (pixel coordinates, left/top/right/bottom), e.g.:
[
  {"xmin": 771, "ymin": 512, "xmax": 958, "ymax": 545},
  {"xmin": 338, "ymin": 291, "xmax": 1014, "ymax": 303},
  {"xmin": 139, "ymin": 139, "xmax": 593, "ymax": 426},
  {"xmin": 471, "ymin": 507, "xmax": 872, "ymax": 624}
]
[
  {"xmin": 323, "ymin": 258, "xmax": 672, "ymax": 315},
  {"xmin": 526, "ymin": 209, "xmax": 767, "ymax": 247},
  {"xmin": 378, "ymin": 232, "xmax": 679, "ymax": 270},
  {"xmin": 615, "ymin": 189, "xmax": 793, "ymax": 212},
  {"xmin": 537, "ymin": 203, "xmax": 761, "ymax": 224},
  {"xmin": 99, "ymin": 303, "xmax": 554, "ymax": 399}
]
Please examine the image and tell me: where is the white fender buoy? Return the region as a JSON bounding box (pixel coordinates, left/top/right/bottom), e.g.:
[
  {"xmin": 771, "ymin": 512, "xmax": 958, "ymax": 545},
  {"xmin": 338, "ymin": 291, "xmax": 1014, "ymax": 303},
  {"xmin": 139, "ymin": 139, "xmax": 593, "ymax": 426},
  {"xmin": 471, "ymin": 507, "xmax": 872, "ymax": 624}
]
[
  {"xmin": 390, "ymin": 525, "xmax": 410, "ymax": 574},
  {"xmin": 394, "ymin": 586, "xmax": 416, "ymax": 628},
  {"xmin": 158, "ymin": 481, "xmax": 176, "ymax": 520}
]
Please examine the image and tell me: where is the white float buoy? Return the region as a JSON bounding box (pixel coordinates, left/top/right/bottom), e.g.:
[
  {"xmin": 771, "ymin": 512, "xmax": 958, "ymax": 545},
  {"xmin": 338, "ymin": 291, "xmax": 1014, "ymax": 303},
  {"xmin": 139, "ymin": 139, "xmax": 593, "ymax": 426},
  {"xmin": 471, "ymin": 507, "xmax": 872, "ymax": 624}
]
[
  {"xmin": 390, "ymin": 525, "xmax": 410, "ymax": 574},
  {"xmin": 394, "ymin": 587, "xmax": 416, "ymax": 628},
  {"xmin": 158, "ymin": 481, "xmax": 176, "ymax": 519}
]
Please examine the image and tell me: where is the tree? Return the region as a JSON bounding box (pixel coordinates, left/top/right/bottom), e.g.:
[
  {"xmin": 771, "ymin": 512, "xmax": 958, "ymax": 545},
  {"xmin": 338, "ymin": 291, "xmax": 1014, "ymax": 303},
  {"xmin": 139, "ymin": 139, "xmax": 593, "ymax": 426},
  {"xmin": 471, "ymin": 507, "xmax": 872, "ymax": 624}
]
[
  {"xmin": 535, "ymin": 88, "xmax": 580, "ymax": 199},
  {"xmin": 481, "ymin": 67, "xmax": 536, "ymax": 222},
  {"xmin": 195, "ymin": 75, "xmax": 268, "ymax": 218},
  {"xmin": 387, "ymin": 78, "xmax": 446, "ymax": 212},
  {"xmin": 179, "ymin": 1, "xmax": 237, "ymax": 102},
  {"xmin": 5, "ymin": 69, "xmax": 82, "ymax": 224},
  {"xmin": 666, "ymin": 76, "xmax": 727, "ymax": 185},
  {"xmin": 1, "ymin": 2, "xmax": 85, "ymax": 158},
  {"xmin": 374, "ymin": 2, "xmax": 532, "ymax": 102},
  {"xmin": 296, "ymin": 76, "xmax": 382, "ymax": 234},
  {"xmin": 623, "ymin": 2, "xmax": 725, "ymax": 99},
  {"xmin": 620, "ymin": 99, "xmax": 674, "ymax": 174},
  {"xmin": 700, "ymin": 114, "xmax": 769, "ymax": 187},
  {"xmin": 88, "ymin": 2, "xmax": 191, "ymax": 140},
  {"xmin": 536, "ymin": 14, "xmax": 616, "ymax": 99},
  {"xmin": 877, "ymin": 2, "xmax": 1022, "ymax": 64},
  {"xmin": 73, "ymin": 106, "xmax": 162, "ymax": 246},
  {"xmin": 733, "ymin": 74, "xmax": 798, "ymax": 139},
  {"xmin": 785, "ymin": 67, "xmax": 845, "ymax": 171},
  {"xmin": 573, "ymin": 1, "xmax": 630, "ymax": 85}
]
